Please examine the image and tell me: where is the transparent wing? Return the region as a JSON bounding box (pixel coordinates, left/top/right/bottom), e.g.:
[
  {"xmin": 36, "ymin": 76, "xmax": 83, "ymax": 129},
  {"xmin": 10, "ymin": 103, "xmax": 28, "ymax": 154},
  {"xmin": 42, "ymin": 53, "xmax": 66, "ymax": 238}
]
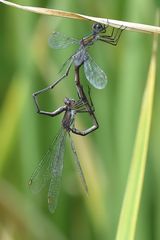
[
  {"xmin": 28, "ymin": 128, "xmax": 66, "ymax": 194},
  {"xmin": 84, "ymin": 54, "xmax": 108, "ymax": 89},
  {"xmin": 69, "ymin": 134, "xmax": 88, "ymax": 193},
  {"xmin": 58, "ymin": 55, "xmax": 73, "ymax": 74},
  {"xmin": 48, "ymin": 130, "xmax": 67, "ymax": 213},
  {"xmin": 48, "ymin": 32, "xmax": 79, "ymax": 49}
]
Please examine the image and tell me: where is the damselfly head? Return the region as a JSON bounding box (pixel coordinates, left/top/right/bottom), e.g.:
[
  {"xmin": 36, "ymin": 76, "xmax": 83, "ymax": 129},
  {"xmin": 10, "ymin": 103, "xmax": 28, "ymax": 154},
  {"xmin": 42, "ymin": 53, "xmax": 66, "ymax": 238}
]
[
  {"xmin": 92, "ymin": 23, "xmax": 106, "ymax": 34},
  {"xmin": 64, "ymin": 98, "xmax": 76, "ymax": 107}
]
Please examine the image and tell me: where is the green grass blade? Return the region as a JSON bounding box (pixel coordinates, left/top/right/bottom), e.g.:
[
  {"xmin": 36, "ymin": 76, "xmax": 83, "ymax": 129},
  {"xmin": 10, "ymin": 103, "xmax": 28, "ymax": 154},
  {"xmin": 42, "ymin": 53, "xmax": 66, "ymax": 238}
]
[
  {"xmin": 0, "ymin": 75, "xmax": 29, "ymax": 173},
  {"xmin": 115, "ymin": 13, "xmax": 159, "ymax": 240}
]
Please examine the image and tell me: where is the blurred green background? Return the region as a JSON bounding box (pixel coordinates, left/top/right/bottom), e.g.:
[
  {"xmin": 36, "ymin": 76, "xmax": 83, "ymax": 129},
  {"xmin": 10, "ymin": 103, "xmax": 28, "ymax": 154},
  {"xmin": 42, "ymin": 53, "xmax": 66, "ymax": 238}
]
[{"xmin": 0, "ymin": 0, "xmax": 160, "ymax": 239}]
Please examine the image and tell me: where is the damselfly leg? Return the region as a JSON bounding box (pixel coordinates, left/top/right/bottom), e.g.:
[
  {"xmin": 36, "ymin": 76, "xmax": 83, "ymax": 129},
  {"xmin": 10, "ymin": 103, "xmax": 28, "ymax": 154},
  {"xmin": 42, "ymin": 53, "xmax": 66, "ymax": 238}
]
[
  {"xmin": 98, "ymin": 25, "xmax": 126, "ymax": 46},
  {"xmin": 32, "ymin": 58, "xmax": 73, "ymax": 113}
]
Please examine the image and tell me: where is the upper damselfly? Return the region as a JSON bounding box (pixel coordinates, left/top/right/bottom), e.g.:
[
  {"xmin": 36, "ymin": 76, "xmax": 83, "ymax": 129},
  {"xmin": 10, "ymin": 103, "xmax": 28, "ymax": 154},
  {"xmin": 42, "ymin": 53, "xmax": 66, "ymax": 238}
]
[
  {"xmin": 48, "ymin": 23, "xmax": 125, "ymax": 89},
  {"xmin": 33, "ymin": 23, "xmax": 125, "ymax": 100}
]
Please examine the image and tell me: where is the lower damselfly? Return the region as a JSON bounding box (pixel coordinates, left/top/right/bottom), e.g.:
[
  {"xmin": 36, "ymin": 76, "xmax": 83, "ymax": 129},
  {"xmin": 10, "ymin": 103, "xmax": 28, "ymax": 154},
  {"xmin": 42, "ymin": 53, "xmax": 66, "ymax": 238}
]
[{"xmin": 29, "ymin": 89, "xmax": 98, "ymax": 213}]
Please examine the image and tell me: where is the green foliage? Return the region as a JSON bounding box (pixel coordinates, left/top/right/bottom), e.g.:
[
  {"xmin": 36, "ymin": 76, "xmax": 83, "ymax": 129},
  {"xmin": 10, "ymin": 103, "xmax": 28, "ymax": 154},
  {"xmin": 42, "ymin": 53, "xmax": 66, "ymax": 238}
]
[{"xmin": 0, "ymin": 1, "xmax": 159, "ymax": 240}]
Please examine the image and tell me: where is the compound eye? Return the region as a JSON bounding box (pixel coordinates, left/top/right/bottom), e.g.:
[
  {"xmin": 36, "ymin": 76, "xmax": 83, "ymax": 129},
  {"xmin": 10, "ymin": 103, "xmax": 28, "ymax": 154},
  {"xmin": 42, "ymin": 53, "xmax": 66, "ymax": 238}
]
[
  {"xmin": 70, "ymin": 98, "xmax": 75, "ymax": 103},
  {"xmin": 92, "ymin": 23, "xmax": 102, "ymax": 32},
  {"xmin": 64, "ymin": 97, "xmax": 69, "ymax": 104},
  {"xmin": 68, "ymin": 99, "xmax": 76, "ymax": 107}
]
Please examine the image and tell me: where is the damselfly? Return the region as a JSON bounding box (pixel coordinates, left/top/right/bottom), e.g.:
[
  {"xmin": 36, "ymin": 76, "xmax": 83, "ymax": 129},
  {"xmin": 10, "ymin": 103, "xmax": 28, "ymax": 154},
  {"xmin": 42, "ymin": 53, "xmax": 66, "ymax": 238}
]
[
  {"xmin": 29, "ymin": 90, "xmax": 98, "ymax": 213},
  {"xmin": 33, "ymin": 23, "xmax": 125, "ymax": 99}
]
